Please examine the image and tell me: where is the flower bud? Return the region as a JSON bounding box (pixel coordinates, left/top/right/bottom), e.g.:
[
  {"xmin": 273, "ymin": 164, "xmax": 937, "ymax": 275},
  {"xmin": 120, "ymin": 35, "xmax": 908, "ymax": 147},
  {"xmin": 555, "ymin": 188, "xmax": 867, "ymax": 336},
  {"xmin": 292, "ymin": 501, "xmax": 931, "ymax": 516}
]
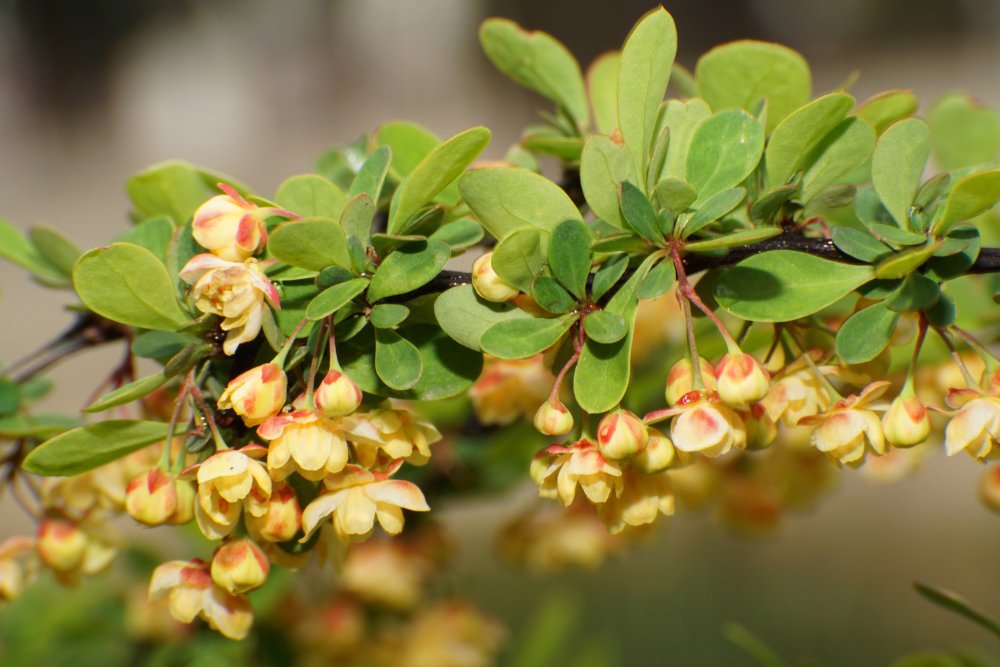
[
  {"xmin": 979, "ymin": 465, "xmax": 1000, "ymax": 514},
  {"xmin": 36, "ymin": 519, "xmax": 87, "ymax": 573},
  {"xmin": 246, "ymin": 483, "xmax": 302, "ymax": 542},
  {"xmin": 882, "ymin": 394, "xmax": 931, "ymax": 447},
  {"xmin": 533, "ymin": 399, "xmax": 574, "ymax": 436},
  {"xmin": 596, "ymin": 410, "xmax": 648, "ymax": 460},
  {"xmin": 192, "ymin": 188, "xmax": 266, "ymax": 262},
  {"xmin": 217, "ymin": 363, "xmax": 287, "ymax": 427},
  {"xmin": 169, "ymin": 479, "xmax": 196, "ymax": 525},
  {"xmin": 744, "ymin": 404, "xmax": 777, "ymax": 450},
  {"xmin": 125, "ymin": 468, "xmax": 178, "ymax": 526},
  {"xmin": 715, "ymin": 352, "xmax": 771, "ymax": 405},
  {"xmin": 632, "ymin": 428, "xmax": 675, "ymax": 474},
  {"xmin": 472, "ymin": 252, "xmax": 518, "ymax": 302},
  {"xmin": 665, "ymin": 357, "xmax": 716, "ymax": 406},
  {"xmin": 315, "ymin": 370, "xmax": 363, "ymax": 417},
  {"xmin": 211, "ymin": 539, "xmax": 270, "ymax": 595}
]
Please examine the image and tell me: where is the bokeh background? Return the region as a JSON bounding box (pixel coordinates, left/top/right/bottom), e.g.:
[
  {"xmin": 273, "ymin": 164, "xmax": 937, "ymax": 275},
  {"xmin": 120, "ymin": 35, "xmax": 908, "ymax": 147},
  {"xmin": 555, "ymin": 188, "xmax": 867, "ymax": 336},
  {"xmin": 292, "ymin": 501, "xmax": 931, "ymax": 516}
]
[{"xmin": 1, "ymin": 0, "xmax": 1000, "ymax": 663}]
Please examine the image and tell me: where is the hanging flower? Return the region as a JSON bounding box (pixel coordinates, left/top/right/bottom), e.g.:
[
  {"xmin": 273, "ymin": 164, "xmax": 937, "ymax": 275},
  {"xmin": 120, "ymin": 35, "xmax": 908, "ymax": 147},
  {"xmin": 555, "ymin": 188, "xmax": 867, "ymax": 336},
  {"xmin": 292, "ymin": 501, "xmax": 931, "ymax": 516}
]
[
  {"xmin": 182, "ymin": 445, "xmax": 271, "ymax": 540},
  {"xmin": 191, "ymin": 184, "xmax": 268, "ymax": 262},
  {"xmin": 530, "ymin": 439, "xmax": 624, "ymax": 507},
  {"xmin": 798, "ymin": 381, "xmax": 890, "ymax": 466},
  {"xmin": 148, "ymin": 559, "xmax": 253, "ymax": 639}
]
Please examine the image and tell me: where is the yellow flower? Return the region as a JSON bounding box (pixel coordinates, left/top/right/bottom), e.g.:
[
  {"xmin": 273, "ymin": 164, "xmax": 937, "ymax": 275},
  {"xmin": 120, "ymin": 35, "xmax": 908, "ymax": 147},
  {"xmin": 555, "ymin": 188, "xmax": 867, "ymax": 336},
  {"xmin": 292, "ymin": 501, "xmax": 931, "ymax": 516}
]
[
  {"xmin": 36, "ymin": 518, "xmax": 116, "ymax": 584},
  {"xmin": 531, "ymin": 439, "xmax": 624, "ymax": 506},
  {"xmin": 191, "ymin": 185, "xmax": 267, "ymax": 262},
  {"xmin": 148, "ymin": 559, "xmax": 253, "ymax": 640},
  {"xmin": 597, "ymin": 468, "xmax": 675, "ymax": 534},
  {"xmin": 356, "ymin": 407, "xmax": 442, "ymax": 468},
  {"xmin": 669, "ymin": 395, "xmax": 747, "ymax": 458},
  {"xmin": 944, "ymin": 395, "xmax": 1000, "ymax": 460},
  {"xmin": 183, "ymin": 445, "xmax": 271, "ymax": 540},
  {"xmin": 664, "ymin": 356, "xmax": 717, "ymax": 406},
  {"xmin": 882, "ymin": 394, "xmax": 931, "ymax": 448},
  {"xmin": 387, "ymin": 601, "xmax": 506, "ymax": 667},
  {"xmin": 469, "ymin": 354, "xmax": 552, "ymax": 425},
  {"xmin": 761, "ymin": 367, "xmax": 831, "ymax": 426},
  {"xmin": 257, "ymin": 409, "xmax": 371, "ymax": 481},
  {"xmin": 0, "ymin": 536, "xmax": 34, "ymax": 602},
  {"xmin": 180, "ymin": 254, "xmax": 280, "ymax": 355},
  {"xmin": 125, "ymin": 467, "xmax": 183, "ymax": 526},
  {"xmin": 245, "ymin": 481, "xmax": 302, "ymax": 543},
  {"xmin": 596, "ymin": 409, "xmax": 648, "ymax": 460},
  {"xmin": 499, "ymin": 503, "xmax": 624, "ymax": 572},
  {"xmin": 341, "ymin": 539, "xmax": 430, "ymax": 611},
  {"xmin": 533, "ymin": 399, "xmax": 574, "ymax": 436},
  {"xmin": 300, "ymin": 463, "xmax": 430, "ymax": 543},
  {"xmin": 314, "ymin": 370, "xmax": 363, "ymax": 417},
  {"xmin": 217, "ymin": 363, "xmax": 287, "ymax": 427},
  {"xmin": 714, "ymin": 351, "xmax": 771, "ymax": 406},
  {"xmin": 798, "ymin": 381, "xmax": 890, "ymax": 466}
]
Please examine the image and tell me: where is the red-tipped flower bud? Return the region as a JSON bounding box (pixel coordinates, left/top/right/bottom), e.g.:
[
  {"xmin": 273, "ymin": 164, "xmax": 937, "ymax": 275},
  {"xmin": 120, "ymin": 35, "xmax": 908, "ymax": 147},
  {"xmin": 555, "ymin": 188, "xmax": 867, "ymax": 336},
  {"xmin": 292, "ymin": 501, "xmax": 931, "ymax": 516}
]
[
  {"xmin": 315, "ymin": 370, "xmax": 363, "ymax": 417},
  {"xmin": 246, "ymin": 482, "xmax": 302, "ymax": 542},
  {"xmin": 596, "ymin": 409, "xmax": 648, "ymax": 460},
  {"xmin": 633, "ymin": 428, "xmax": 675, "ymax": 474},
  {"xmin": 211, "ymin": 539, "xmax": 270, "ymax": 595},
  {"xmin": 125, "ymin": 468, "xmax": 178, "ymax": 526},
  {"xmin": 192, "ymin": 186, "xmax": 267, "ymax": 262},
  {"xmin": 665, "ymin": 357, "xmax": 717, "ymax": 406},
  {"xmin": 882, "ymin": 394, "xmax": 931, "ymax": 447},
  {"xmin": 218, "ymin": 363, "xmax": 287, "ymax": 427},
  {"xmin": 472, "ymin": 252, "xmax": 518, "ymax": 302},
  {"xmin": 533, "ymin": 399, "xmax": 574, "ymax": 436},
  {"xmin": 715, "ymin": 352, "xmax": 771, "ymax": 405},
  {"xmin": 36, "ymin": 519, "xmax": 87, "ymax": 573}
]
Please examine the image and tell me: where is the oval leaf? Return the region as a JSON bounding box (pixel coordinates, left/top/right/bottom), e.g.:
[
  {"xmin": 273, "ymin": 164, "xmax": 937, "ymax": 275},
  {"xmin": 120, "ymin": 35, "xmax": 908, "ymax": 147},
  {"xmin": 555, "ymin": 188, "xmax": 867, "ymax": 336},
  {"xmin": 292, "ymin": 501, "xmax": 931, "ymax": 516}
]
[
  {"xmin": 275, "ymin": 174, "xmax": 347, "ymax": 219},
  {"xmin": 480, "ymin": 314, "xmax": 577, "ymax": 360},
  {"xmin": 374, "ymin": 329, "xmax": 423, "ymax": 390},
  {"xmin": 366, "ymin": 240, "xmax": 450, "ymax": 303},
  {"xmin": 580, "ymin": 134, "xmax": 635, "ymax": 229},
  {"xmin": 433, "ymin": 284, "xmax": 532, "ymax": 350},
  {"xmin": 835, "ymin": 303, "xmax": 898, "ymax": 364},
  {"xmin": 871, "ymin": 118, "xmax": 931, "ymax": 230},
  {"xmin": 685, "ymin": 110, "xmax": 764, "ymax": 204},
  {"xmin": 459, "ymin": 167, "xmax": 581, "ymax": 240},
  {"xmin": 306, "ymin": 278, "xmax": 369, "ymax": 321},
  {"xmin": 584, "ymin": 310, "xmax": 627, "ymax": 344},
  {"xmin": 84, "ymin": 373, "xmax": 168, "ymax": 413},
  {"xmin": 269, "ymin": 218, "xmax": 350, "ymax": 271},
  {"xmin": 23, "ymin": 420, "xmax": 170, "ymax": 476},
  {"xmin": 765, "ymin": 92, "xmax": 855, "ymax": 190}
]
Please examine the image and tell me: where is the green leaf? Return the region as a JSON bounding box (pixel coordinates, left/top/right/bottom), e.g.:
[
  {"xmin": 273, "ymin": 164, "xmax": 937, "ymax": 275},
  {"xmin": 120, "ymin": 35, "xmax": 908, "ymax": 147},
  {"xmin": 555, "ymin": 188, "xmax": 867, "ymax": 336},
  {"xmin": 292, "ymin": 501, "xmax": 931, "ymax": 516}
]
[
  {"xmin": 765, "ymin": 92, "xmax": 855, "ymax": 190},
  {"xmin": 370, "ymin": 303, "xmax": 409, "ymax": 329},
  {"xmin": 927, "ymin": 227, "xmax": 981, "ymax": 281},
  {"xmin": 339, "ymin": 193, "xmax": 376, "ymax": 246},
  {"xmin": 573, "ymin": 255, "xmax": 655, "ymax": 413},
  {"xmin": 936, "ymin": 168, "xmax": 1000, "ymax": 233},
  {"xmin": 716, "ymin": 250, "xmax": 874, "ymax": 322},
  {"xmin": 801, "ymin": 117, "xmax": 876, "ymax": 204},
  {"xmin": 866, "ymin": 222, "xmax": 928, "ymax": 246},
  {"xmin": 591, "ymin": 254, "xmax": 628, "ymax": 302},
  {"xmin": 618, "ymin": 181, "xmax": 662, "ymax": 242},
  {"xmin": 874, "ymin": 241, "xmax": 944, "ymax": 279},
  {"xmin": 492, "ymin": 228, "xmax": 548, "ymax": 292},
  {"xmin": 587, "ymin": 52, "xmax": 620, "ymax": 134},
  {"xmin": 23, "ymin": 420, "xmax": 170, "ymax": 476},
  {"xmin": 580, "ymin": 134, "xmax": 635, "ymax": 229},
  {"xmin": 695, "ymin": 40, "xmax": 811, "ymax": 133},
  {"xmin": 132, "ymin": 330, "xmax": 199, "ymax": 359},
  {"xmin": 885, "ymin": 273, "xmax": 940, "ymax": 312},
  {"xmin": 374, "ymin": 121, "xmax": 439, "ymax": 182},
  {"xmin": 430, "ymin": 219, "xmax": 484, "ymax": 253},
  {"xmin": 0, "ymin": 380, "xmax": 20, "ymax": 417},
  {"xmin": 374, "ymin": 329, "xmax": 423, "ymax": 390},
  {"xmin": 343, "ymin": 325, "xmax": 482, "ymax": 400},
  {"xmin": 831, "ymin": 226, "xmax": 892, "ymax": 262},
  {"xmin": 479, "ymin": 19, "xmax": 589, "ymax": 128},
  {"xmin": 522, "ymin": 129, "xmax": 584, "ymax": 161},
  {"xmin": 914, "ymin": 582, "xmax": 1000, "ymax": 642},
  {"xmin": 29, "ymin": 226, "xmax": 80, "ymax": 278},
  {"xmin": 306, "ymin": 278, "xmax": 369, "ymax": 321},
  {"xmin": 930, "ymin": 93, "xmax": 1000, "ymax": 171},
  {"xmin": 434, "ymin": 284, "xmax": 532, "ymax": 350},
  {"xmin": 274, "ymin": 174, "xmax": 347, "ymax": 219},
  {"xmin": 0, "ymin": 413, "xmax": 80, "ymax": 439},
  {"xmin": 682, "ymin": 187, "xmax": 746, "ymax": 237},
  {"xmin": 749, "ymin": 185, "xmax": 797, "ymax": 223},
  {"xmin": 366, "ymin": 239, "xmax": 450, "ymax": 302},
  {"xmin": 652, "ymin": 178, "xmax": 698, "ymax": 216},
  {"xmin": 268, "ymin": 218, "xmax": 350, "ymax": 271},
  {"xmin": 925, "ymin": 291, "xmax": 956, "ymax": 327},
  {"xmin": 637, "ymin": 258, "xmax": 675, "ymax": 299},
  {"xmin": 74, "ymin": 243, "xmax": 189, "ymax": 331},
  {"xmin": 617, "ymin": 7, "xmax": 678, "ymax": 182},
  {"xmin": 549, "ymin": 219, "xmax": 593, "ymax": 299},
  {"xmin": 854, "ymin": 89, "xmax": 919, "ymax": 135},
  {"xmin": 84, "ymin": 372, "xmax": 169, "ymax": 413},
  {"xmin": 685, "ymin": 110, "xmax": 764, "ymax": 204},
  {"xmin": 117, "ymin": 216, "xmax": 175, "ymax": 261},
  {"xmin": 684, "ymin": 227, "xmax": 782, "ymax": 253},
  {"xmin": 0, "ymin": 218, "xmax": 66, "ymax": 283},
  {"xmin": 349, "ymin": 145, "xmax": 392, "ymax": 203},
  {"xmin": 532, "ymin": 276, "xmax": 577, "ymax": 314},
  {"xmin": 480, "ymin": 314, "xmax": 577, "ymax": 359},
  {"xmin": 835, "ymin": 303, "xmax": 898, "ymax": 364},
  {"xmin": 126, "ymin": 161, "xmax": 242, "ymax": 224},
  {"xmin": 657, "ymin": 98, "xmax": 712, "ymax": 182},
  {"xmin": 871, "ymin": 118, "xmax": 932, "ymax": 230},
  {"xmin": 460, "ymin": 168, "xmax": 580, "ymax": 241},
  {"xmin": 584, "ymin": 310, "xmax": 627, "ymax": 344},
  {"xmin": 388, "ymin": 126, "xmax": 491, "ymax": 234}
]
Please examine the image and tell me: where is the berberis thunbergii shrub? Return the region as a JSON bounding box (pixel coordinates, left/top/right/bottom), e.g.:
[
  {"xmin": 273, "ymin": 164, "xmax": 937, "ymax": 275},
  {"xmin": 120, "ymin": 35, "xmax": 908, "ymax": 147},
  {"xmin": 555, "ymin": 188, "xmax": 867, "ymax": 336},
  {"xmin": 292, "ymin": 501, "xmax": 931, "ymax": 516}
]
[{"xmin": 2, "ymin": 6, "xmax": 1000, "ymax": 664}]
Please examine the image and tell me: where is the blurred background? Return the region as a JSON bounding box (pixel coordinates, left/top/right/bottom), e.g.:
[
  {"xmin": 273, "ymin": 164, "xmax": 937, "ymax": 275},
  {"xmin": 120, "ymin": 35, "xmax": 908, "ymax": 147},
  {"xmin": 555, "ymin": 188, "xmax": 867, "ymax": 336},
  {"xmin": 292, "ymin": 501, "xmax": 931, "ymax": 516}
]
[{"xmin": 1, "ymin": 0, "xmax": 1000, "ymax": 663}]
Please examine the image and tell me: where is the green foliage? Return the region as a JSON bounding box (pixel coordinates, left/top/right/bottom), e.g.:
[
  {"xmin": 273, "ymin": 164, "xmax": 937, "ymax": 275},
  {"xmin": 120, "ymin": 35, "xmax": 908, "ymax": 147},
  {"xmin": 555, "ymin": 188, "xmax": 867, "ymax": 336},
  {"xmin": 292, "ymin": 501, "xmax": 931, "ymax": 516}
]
[
  {"xmin": 305, "ymin": 278, "xmax": 369, "ymax": 320},
  {"xmin": 268, "ymin": 218, "xmax": 350, "ymax": 271},
  {"xmin": 855, "ymin": 89, "xmax": 918, "ymax": 135},
  {"xmin": 764, "ymin": 92, "xmax": 855, "ymax": 190},
  {"xmin": 695, "ymin": 40, "xmax": 811, "ymax": 133},
  {"xmin": 835, "ymin": 302, "xmax": 898, "ymax": 363},
  {"xmin": 74, "ymin": 243, "xmax": 189, "ymax": 331},
  {"xmin": 459, "ymin": 167, "xmax": 582, "ymax": 240},
  {"xmin": 0, "ymin": 218, "xmax": 72, "ymax": 285},
  {"xmin": 434, "ymin": 284, "xmax": 531, "ymax": 350},
  {"xmin": 24, "ymin": 420, "xmax": 171, "ymax": 476},
  {"xmin": 480, "ymin": 313, "xmax": 578, "ymax": 360},
  {"xmin": 548, "ymin": 219, "xmax": 593, "ymax": 299},
  {"xmin": 492, "ymin": 228, "xmax": 548, "ymax": 292},
  {"xmin": 479, "ymin": 19, "xmax": 589, "ymax": 129},
  {"xmin": 274, "ymin": 174, "xmax": 347, "ymax": 219},
  {"xmin": 716, "ymin": 250, "xmax": 874, "ymax": 322},
  {"xmin": 126, "ymin": 160, "xmax": 244, "ymax": 225},
  {"xmin": 871, "ymin": 118, "xmax": 932, "ymax": 231},
  {"xmin": 685, "ymin": 110, "xmax": 764, "ymax": 204},
  {"xmin": 374, "ymin": 329, "xmax": 423, "ymax": 390},
  {"xmin": 581, "ymin": 134, "xmax": 635, "ymax": 229},
  {"xmin": 367, "ymin": 240, "xmax": 450, "ymax": 302},
  {"xmin": 83, "ymin": 372, "xmax": 169, "ymax": 413},
  {"xmin": 930, "ymin": 93, "xmax": 1000, "ymax": 170}
]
